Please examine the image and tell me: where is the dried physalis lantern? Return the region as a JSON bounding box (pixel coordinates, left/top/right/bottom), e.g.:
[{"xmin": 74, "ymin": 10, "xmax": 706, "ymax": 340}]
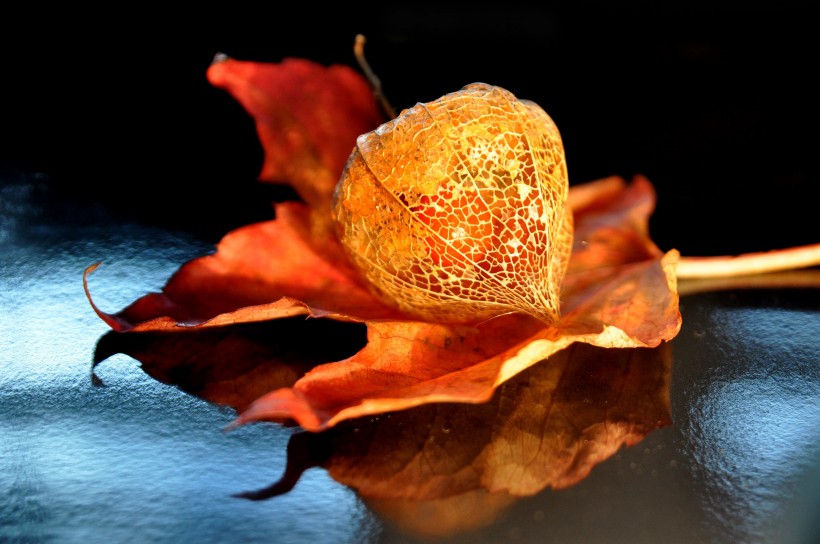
[{"xmin": 332, "ymin": 83, "xmax": 572, "ymax": 325}]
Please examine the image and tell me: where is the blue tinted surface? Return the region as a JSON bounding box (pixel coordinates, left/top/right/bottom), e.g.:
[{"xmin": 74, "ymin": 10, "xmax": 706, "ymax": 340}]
[
  {"xmin": 2, "ymin": 172, "xmax": 818, "ymax": 544},
  {"xmin": 0, "ymin": 174, "xmax": 379, "ymax": 544}
]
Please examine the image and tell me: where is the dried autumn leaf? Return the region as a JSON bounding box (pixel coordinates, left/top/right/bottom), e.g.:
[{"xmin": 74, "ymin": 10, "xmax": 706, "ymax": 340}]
[
  {"xmin": 87, "ymin": 55, "xmax": 681, "ymax": 433},
  {"xmin": 91, "ymin": 175, "xmax": 679, "ymax": 430},
  {"xmin": 85, "ymin": 202, "xmax": 402, "ymax": 332},
  {"xmin": 231, "ymin": 176, "xmax": 679, "ymax": 430}
]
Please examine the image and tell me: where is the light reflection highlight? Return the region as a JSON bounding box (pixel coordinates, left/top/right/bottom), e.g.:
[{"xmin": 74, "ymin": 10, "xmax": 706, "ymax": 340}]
[{"xmin": 680, "ymin": 302, "xmax": 820, "ymax": 543}]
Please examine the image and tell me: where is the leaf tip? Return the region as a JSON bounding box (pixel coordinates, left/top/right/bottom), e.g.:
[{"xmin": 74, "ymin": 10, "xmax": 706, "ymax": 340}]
[
  {"xmin": 83, "ymin": 261, "xmax": 103, "ymax": 310},
  {"xmin": 84, "ymin": 260, "xmax": 102, "ymax": 275},
  {"xmin": 90, "ymin": 371, "xmax": 105, "ymax": 388}
]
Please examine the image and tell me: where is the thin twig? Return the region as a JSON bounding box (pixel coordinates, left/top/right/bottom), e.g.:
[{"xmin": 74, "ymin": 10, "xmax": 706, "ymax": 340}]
[
  {"xmin": 354, "ymin": 34, "xmax": 396, "ymax": 120},
  {"xmin": 676, "ymin": 243, "xmax": 820, "ymax": 279}
]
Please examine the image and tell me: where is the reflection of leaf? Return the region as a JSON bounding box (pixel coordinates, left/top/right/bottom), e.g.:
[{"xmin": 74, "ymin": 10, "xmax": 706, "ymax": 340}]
[
  {"xmin": 325, "ymin": 343, "xmax": 672, "ymax": 496},
  {"xmin": 93, "ymin": 319, "xmax": 366, "ymax": 413},
  {"xmin": 365, "ymin": 489, "xmax": 517, "ymax": 539},
  {"xmin": 224, "ymin": 343, "xmax": 671, "ymax": 537},
  {"xmin": 366, "ymin": 340, "xmax": 668, "ymax": 538},
  {"xmin": 86, "ymin": 55, "xmax": 681, "ymax": 431}
]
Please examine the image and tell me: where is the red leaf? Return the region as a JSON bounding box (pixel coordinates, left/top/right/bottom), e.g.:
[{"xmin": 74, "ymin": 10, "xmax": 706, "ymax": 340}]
[
  {"xmin": 206, "ymin": 56, "xmax": 385, "ymax": 230},
  {"xmin": 88, "ymin": 55, "xmax": 681, "ymax": 434},
  {"xmin": 85, "ymin": 202, "xmax": 403, "ymax": 331},
  {"xmin": 231, "ymin": 176, "xmax": 680, "ymax": 430}
]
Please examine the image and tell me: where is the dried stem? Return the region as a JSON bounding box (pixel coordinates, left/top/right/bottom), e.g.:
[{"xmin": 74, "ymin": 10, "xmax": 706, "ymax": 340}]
[
  {"xmin": 354, "ymin": 34, "xmax": 396, "ymax": 120},
  {"xmin": 677, "ymin": 243, "xmax": 820, "ymax": 279}
]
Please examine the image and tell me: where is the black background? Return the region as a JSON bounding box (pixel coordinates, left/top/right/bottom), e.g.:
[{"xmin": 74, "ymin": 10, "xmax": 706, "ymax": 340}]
[{"xmin": 2, "ymin": 2, "xmax": 817, "ymax": 255}]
